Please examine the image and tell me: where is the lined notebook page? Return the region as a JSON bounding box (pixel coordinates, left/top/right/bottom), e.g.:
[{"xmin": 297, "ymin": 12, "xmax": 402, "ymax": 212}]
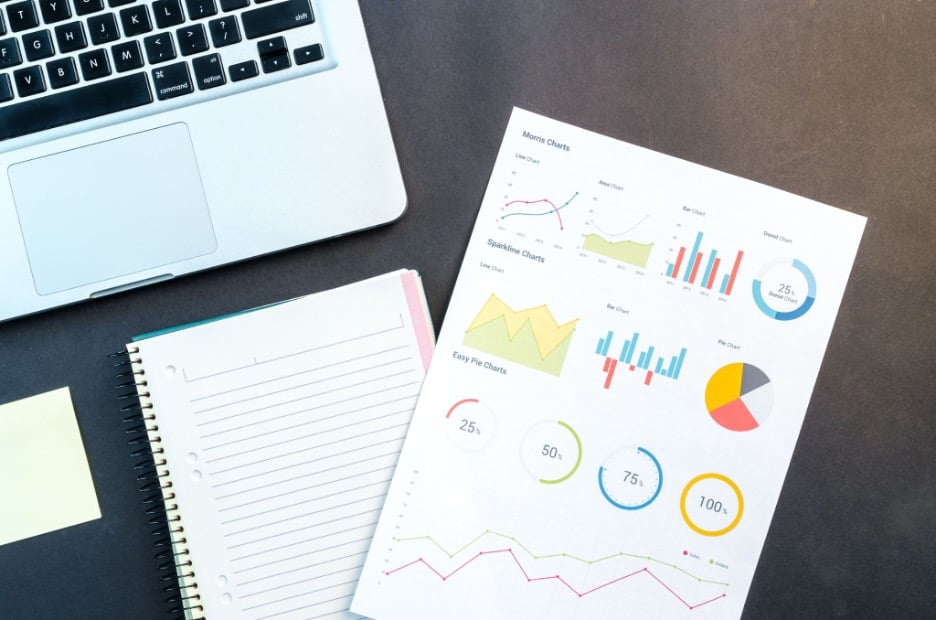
[{"xmin": 132, "ymin": 271, "xmax": 433, "ymax": 619}]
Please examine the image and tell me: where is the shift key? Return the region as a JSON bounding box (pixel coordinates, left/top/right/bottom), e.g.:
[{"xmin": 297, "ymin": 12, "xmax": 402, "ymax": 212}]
[{"xmin": 242, "ymin": 0, "xmax": 314, "ymax": 40}]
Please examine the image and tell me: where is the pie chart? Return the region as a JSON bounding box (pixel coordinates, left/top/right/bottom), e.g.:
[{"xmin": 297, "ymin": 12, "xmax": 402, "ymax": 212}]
[{"xmin": 704, "ymin": 363, "xmax": 773, "ymax": 431}]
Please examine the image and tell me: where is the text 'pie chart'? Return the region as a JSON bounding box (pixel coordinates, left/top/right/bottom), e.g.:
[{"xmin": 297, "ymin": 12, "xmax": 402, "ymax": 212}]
[{"xmin": 704, "ymin": 363, "xmax": 773, "ymax": 431}]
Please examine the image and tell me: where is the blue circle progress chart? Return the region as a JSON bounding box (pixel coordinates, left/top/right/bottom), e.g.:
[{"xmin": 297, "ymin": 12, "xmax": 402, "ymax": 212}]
[
  {"xmin": 598, "ymin": 446, "xmax": 663, "ymax": 510},
  {"xmin": 752, "ymin": 258, "xmax": 816, "ymax": 321}
]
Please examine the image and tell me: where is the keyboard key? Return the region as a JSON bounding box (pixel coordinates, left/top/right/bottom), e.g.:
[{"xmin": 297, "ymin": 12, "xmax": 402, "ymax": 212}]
[
  {"xmin": 54, "ymin": 21, "xmax": 86, "ymax": 52},
  {"xmin": 0, "ymin": 37, "xmax": 21, "ymax": 68},
  {"xmin": 88, "ymin": 12, "xmax": 119, "ymax": 45},
  {"xmin": 176, "ymin": 23, "xmax": 207, "ymax": 56},
  {"xmin": 260, "ymin": 51, "xmax": 288, "ymax": 73},
  {"xmin": 228, "ymin": 59, "xmax": 256, "ymax": 81},
  {"xmin": 242, "ymin": 0, "xmax": 313, "ymax": 40},
  {"xmin": 46, "ymin": 56, "xmax": 77, "ymax": 88},
  {"xmin": 185, "ymin": 0, "xmax": 215, "ymax": 19},
  {"xmin": 22, "ymin": 28, "xmax": 53, "ymax": 61},
  {"xmin": 108, "ymin": 0, "xmax": 135, "ymax": 6},
  {"xmin": 38, "ymin": 0, "xmax": 70, "ymax": 23},
  {"xmin": 192, "ymin": 52, "xmax": 223, "ymax": 89},
  {"xmin": 208, "ymin": 15, "xmax": 238, "ymax": 47},
  {"xmin": 6, "ymin": 1, "xmax": 38, "ymax": 32},
  {"xmin": 257, "ymin": 35, "xmax": 286, "ymax": 58},
  {"xmin": 152, "ymin": 60, "xmax": 192, "ymax": 99},
  {"xmin": 144, "ymin": 31, "xmax": 175, "ymax": 63},
  {"xmin": 120, "ymin": 5, "xmax": 152, "ymax": 37},
  {"xmin": 219, "ymin": 0, "xmax": 247, "ymax": 10},
  {"xmin": 79, "ymin": 47, "xmax": 110, "ymax": 80},
  {"xmin": 112, "ymin": 39, "xmax": 143, "ymax": 72},
  {"xmin": 0, "ymin": 72, "xmax": 152, "ymax": 141},
  {"xmin": 73, "ymin": 0, "xmax": 104, "ymax": 16},
  {"xmin": 0, "ymin": 14, "xmax": 5, "ymax": 37},
  {"xmin": 12, "ymin": 64, "xmax": 44, "ymax": 96},
  {"xmin": 153, "ymin": 0, "xmax": 184, "ymax": 28},
  {"xmin": 294, "ymin": 43, "xmax": 322, "ymax": 65},
  {"xmin": 0, "ymin": 73, "xmax": 12, "ymax": 101}
]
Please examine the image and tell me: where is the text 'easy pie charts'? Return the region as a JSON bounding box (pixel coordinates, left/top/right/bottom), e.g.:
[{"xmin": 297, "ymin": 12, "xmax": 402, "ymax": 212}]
[{"xmin": 705, "ymin": 363, "xmax": 773, "ymax": 432}]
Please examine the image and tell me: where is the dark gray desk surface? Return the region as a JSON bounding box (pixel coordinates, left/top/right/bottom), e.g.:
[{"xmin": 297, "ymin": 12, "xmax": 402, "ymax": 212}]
[{"xmin": 1, "ymin": 2, "xmax": 934, "ymax": 618}]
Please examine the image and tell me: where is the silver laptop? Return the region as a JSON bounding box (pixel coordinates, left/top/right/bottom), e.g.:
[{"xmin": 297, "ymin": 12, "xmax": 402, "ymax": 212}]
[{"xmin": 0, "ymin": 0, "xmax": 405, "ymax": 322}]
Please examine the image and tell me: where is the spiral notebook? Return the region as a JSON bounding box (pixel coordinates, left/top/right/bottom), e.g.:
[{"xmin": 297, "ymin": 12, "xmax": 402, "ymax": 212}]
[{"xmin": 117, "ymin": 270, "xmax": 434, "ymax": 619}]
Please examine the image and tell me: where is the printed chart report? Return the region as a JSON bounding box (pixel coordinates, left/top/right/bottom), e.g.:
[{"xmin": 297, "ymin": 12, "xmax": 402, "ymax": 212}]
[{"xmin": 352, "ymin": 108, "xmax": 866, "ymax": 619}]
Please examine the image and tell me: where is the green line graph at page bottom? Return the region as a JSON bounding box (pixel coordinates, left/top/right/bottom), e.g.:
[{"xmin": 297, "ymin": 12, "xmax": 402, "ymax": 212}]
[{"xmin": 384, "ymin": 530, "xmax": 729, "ymax": 612}]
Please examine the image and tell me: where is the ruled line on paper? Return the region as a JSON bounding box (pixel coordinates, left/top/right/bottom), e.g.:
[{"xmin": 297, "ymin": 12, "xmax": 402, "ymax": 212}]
[
  {"xmin": 200, "ymin": 396, "xmax": 417, "ymax": 444},
  {"xmin": 190, "ymin": 346, "xmax": 410, "ymax": 403},
  {"xmin": 184, "ymin": 319, "xmax": 406, "ymax": 384}
]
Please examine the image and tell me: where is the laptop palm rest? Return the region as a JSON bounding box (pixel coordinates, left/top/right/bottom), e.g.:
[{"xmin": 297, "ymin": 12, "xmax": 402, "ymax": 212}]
[{"xmin": 8, "ymin": 123, "xmax": 217, "ymax": 296}]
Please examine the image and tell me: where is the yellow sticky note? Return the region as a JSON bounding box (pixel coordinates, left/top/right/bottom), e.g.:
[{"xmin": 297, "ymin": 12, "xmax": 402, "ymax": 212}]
[{"xmin": 0, "ymin": 387, "xmax": 101, "ymax": 546}]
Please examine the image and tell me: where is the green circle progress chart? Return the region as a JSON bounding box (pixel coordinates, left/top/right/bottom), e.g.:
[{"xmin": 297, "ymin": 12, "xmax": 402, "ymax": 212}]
[
  {"xmin": 598, "ymin": 446, "xmax": 663, "ymax": 510},
  {"xmin": 705, "ymin": 363, "xmax": 773, "ymax": 432},
  {"xmin": 520, "ymin": 420, "xmax": 583, "ymax": 484},
  {"xmin": 752, "ymin": 258, "xmax": 816, "ymax": 321}
]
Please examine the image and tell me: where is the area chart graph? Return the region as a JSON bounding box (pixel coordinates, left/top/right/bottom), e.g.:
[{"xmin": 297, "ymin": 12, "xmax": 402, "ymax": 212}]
[
  {"xmin": 464, "ymin": 294, "xmax": 578, "ymax": 376},
  {"xmin": 582, "ymin": 234, "xmax": 654, "ymax": 268}
]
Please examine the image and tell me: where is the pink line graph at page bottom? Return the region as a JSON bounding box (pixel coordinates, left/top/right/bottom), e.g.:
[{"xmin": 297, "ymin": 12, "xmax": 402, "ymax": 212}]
[{"xmin": 384, "ymin": 547, "xmax": 727, "ymax": 611}]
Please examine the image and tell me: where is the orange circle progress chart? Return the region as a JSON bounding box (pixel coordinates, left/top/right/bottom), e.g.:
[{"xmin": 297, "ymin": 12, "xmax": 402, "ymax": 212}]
[{"xmin": 704, "ymin": 362, "xmax": 773, "ymax": 431}]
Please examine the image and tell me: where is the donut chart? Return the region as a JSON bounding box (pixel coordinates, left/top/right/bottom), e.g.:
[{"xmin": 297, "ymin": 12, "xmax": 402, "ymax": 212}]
[
  {"xmin": 752, "ymin": 258, "xmax": 817, "ymax": 321},
  {"xmin": 705, "ymin": 363, "xmax": 773, "ymax": 431}
]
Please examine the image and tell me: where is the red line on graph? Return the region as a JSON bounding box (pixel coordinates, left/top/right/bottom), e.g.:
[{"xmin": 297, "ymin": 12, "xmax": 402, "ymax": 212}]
[
  {"xmin": 671, "ymin": 247, "xmax": 686, "ymax": 278},
  {"xmin": 725, "ymin": 250, "xmax": 744, "ymax": 295},
  {"xmin": 705, "ymin": 257, "xmax": 722, "ymax": 289},
  {"xmin": 504, "ymin": 198, "xmax": 564, "ymax": 230},
  {"xmin": 384, "ymin": 548, "xmax": 727, "ymax": 610},
  {"xmin": 602, "ymin": 357, "xmax": 617, "ymax": 389},
  {"xmin": 688, "ymin": 252, "xmax": 703, "ymax": 284},
  {"xmin": 446, "ymin": 398, "xmax": 479, "ymax": 419},
  {"xmin": 644, "ymin": 370, "xmax": 653, "ymax": 386}
]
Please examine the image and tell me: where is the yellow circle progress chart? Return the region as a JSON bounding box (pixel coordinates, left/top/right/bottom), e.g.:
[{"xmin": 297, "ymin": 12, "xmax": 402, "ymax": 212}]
[{"xmin": 680, "ymin": 473, "xmax": 744, "ymax": 536}]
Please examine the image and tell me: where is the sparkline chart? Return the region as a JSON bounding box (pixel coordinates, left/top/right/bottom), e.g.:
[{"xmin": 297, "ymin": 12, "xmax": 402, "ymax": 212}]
[{"xmin": 595, "ymin": 329, "xmax": 688, "ymax": 387}]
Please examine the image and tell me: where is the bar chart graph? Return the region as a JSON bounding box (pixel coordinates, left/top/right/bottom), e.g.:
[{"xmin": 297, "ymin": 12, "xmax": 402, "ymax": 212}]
[
  {"xmin": 666, "ymin": 230, "xmax": 744, "ymax": 296},
  {"xmin": 595, "ymin": 329, "xmax": 688, "ymax": 387}
]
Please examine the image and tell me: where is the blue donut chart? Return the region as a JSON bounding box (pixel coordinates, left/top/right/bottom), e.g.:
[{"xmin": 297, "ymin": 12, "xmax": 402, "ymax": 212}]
[
  {"xmin": 598, "ymin": 446, "xmax": 663, "ymax": 511},
  {"xmin": 752, "ymin": 258, "xmax": 816, "ymax": 321}
]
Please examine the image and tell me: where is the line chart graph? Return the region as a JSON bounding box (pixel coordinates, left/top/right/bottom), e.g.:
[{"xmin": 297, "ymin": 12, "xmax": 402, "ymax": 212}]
[
  {"xmin": 385, "ymin": 547, "xmax": 727, "ymax": 610},
  {"xmin": 499, "ymin": 191, "xmax": 580, "ymax": 230},
  {"xmin": 382, "ymin": 529, "xmax": 729, "ymax": 612}
]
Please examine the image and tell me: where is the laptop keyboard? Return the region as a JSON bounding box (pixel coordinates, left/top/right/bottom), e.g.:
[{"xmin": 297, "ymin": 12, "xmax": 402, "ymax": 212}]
[{"xmin": 0, "ymin": 0, "xmax": 334, "ymax": 143}]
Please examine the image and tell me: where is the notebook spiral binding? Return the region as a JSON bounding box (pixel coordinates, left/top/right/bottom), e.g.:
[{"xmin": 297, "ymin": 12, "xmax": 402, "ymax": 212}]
[{"xmin": 113, "ymin": 347, "xmax": 205, "ymax": 620}]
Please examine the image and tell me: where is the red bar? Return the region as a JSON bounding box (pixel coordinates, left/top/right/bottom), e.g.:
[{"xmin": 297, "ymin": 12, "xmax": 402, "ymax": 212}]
[
  {"xmin": 705, "ymin": 257, "xmax": 721, "ymax": 289},
  {"xmin": 671, "ymin": 247, "xmax": 686, "ymax": 279},
  {"xmin": 603, "ymin": 358, "xmax": 617, "ymax": 389},
  {"xmin": 725, "ymin": 250, "xmax": 744, "ymax": 295},
  {"xmin": 644, "ymin": 370, "xmax": 653, "ymax": 385},
  {"xmin": 688, "ymin": 252, "xmax": 703, "ymax": 284}
]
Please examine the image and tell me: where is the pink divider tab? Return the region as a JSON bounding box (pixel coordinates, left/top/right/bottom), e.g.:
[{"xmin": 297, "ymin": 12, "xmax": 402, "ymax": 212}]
[{"xmin": 400, "ymin": 270, "xmax": 435, "ymax": 372}]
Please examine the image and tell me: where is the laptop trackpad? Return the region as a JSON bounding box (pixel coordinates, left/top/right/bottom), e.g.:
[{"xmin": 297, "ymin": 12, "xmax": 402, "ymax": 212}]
[{"xmin": 9, "ymin": 123, "xmax": 217, "ymax": 296}]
